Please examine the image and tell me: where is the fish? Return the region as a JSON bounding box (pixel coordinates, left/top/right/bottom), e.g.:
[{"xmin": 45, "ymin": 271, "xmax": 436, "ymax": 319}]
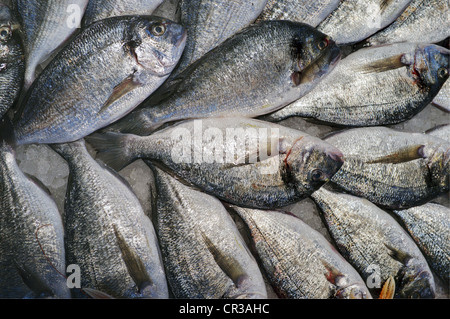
[
  {"xmin": 151, "ymin": 166, "xmax": 267, "ymax": 299},
  {"xmin": 12, "ymin": 16, "xmax": 187, "ymax": 145},
  {"xmin": 228, "ymin": 205, "xmax": 371, "ymax": 299},
  {"xmin": 86, "ymin": 117, "xmax": 344, "ymax": 209},
  {"xmin": 311, "ymin": 187, "xmax": 436, "ymax": 299},
  {"xmin": 256, "ymin": 0, "xmax": 340, "ymax": 27},
  {"xmin": 393, "ymin": 203, "xmax": 449, "ymax": 284},
  {"xmin": 262, "ymin": 43, "xmax": 449, "ymax": 127},
  {"xmin": 364, "ymin": 0, "xmax": 449, "ymax": 47},
  {"xmin": 425, "ymin": 123, "xmax": 450, "ymax": 141},
  {"xmin": 50, "ymin": 139, "xmax": 168, "ymax": 299},
  {"xmin": 316, "ymin": 0, "xmax": 412, "ymax": 44},
  {"xmin": 0, "ymin": 2, "xmax": 24, "ymax": 119},
  {"xmin": 323, "ymin": 126, "xmax": 450, "ymax": 209},
  {"xmin": 105, "ymin": 20, "xmax": 341, "ymax": 135},
  {"xmin": 82, "ymin": 0, "xmax": 164, "ymax": 27},
  {"xmin": 432, "ymin": 79, "xmax": 449, "ymax": 113},
  {"xmin": 13, "ymin": 0, "xmax": 89, "ymax": 89},
  {"xmin": 0, "ymin": 118, "xmax": 70, "ymax": 298}
]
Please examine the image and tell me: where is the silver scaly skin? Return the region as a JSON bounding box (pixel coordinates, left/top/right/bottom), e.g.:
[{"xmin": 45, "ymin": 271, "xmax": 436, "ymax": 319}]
[
  {"xmin": 86, "ymin": 117, "xmax": 344, "ymax": 209},
  {"xmin": 432, "ymin": 79, "xmax": 449, "ymax": 113},
  {"xmin": 311, "ymin": 187, "xmax": 436, "ymax": 299},
  {"xmin": 425, "ymin": 123, "xmax": 450, "ymax": 141},
  {"xmin": 151, "ymin": 166, "xmax": 267, "ymax": 299},
  {"xmin": 51, "ymin": 139, "xmax": 168, "ymax": 299},
  {"xmin": 324, "ymin": 126, "xmax": 450, "ymax": 209},
  {"xmin": 106, "ymin": 20, "xmax": 341, "ymax": 135},
  {"xmin": 12, "ymin": 16, "xmax": 186, "ymax": 145},
  {"xmin": 264, "ymin": 43, "xmax": 449, "ymax": 126},
  {"xmin": 229, "ymin": 205, "xmax": 371, "ymax": 299}
]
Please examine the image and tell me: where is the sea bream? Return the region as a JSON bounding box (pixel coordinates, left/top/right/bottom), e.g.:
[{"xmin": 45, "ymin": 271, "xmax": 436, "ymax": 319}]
[
  {"xmin": 12, "ymin": 16, "xmax": 186, "ymax": 145},
  {"xmin": 87, "ymin": 117, "xmax": 344, "ymax": 209}
]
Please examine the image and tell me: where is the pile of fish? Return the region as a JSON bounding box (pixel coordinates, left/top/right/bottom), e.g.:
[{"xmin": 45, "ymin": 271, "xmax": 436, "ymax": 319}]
[{"xmin": 0, "ymin": 0, "xmax": 448, "ymax": 299}]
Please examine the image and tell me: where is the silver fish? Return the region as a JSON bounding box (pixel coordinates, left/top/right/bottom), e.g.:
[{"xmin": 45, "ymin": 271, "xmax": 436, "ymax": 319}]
[
  {"xmin": 317, "ymin": 0, "xmax": 412, "ymax": 44},
  {"xmin": 311, "ymin": 187, "xmax": 436, "ymax": 299},
  {"xmin": 12, "ymin": 16, "xmax": 186, "ymax": 145},
  {"xmin": 229, "ymin": 205, "xmax": 371, "ymax": 299},
  {"xmin": 106, "ymin": 20, "xmax": 341, "ymax": 135},
  {"xmin": 432, "ymin": 79, "xmax": 449, "ymax": 113},
  {"xmin": 256, "ymin": 0, "xmax": 340, "ymax": 27},
  {"xmin": 0, "ymin": 119, "xmax": 69, "ymax": 299},
  {"xmin": 425, "ymin": 123, "xmax": 450, "ymax": 141},
  {"xmin": 14, "ymin": 0, "xmax": 89, "ymax": 89},
  {"xmin": 87, "ymin": 117, "xmax": 344, "ymax": 209},
  {"xmin": 82, "ymin": 0, "xmax": 164, "ymax": 27},
  {"xmin": 324, "ymin": 126, "xmax": 450, "ymax": 209},
  {"xmin": 51, "ymin": 139, "xmax": 168, "ymax": 299},
  {"xmin": 365, "ymin": 0, "xmax": 449, "ymax": 47},
  {"xmin": 263, "ymin": 43, "xmax": 449, "ymax": 126},
  {"xmin": 151, "ymin": 166, "xmax": 267, "ymax": 299}
]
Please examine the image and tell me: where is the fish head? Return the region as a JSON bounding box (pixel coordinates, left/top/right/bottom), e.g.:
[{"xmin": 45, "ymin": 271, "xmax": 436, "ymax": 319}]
[
  {"xmin": 335, "ymin": 282, "xmax": 372, "ymax": 299},
  {"xmin": 127, "ymin": 17, "xmax": 187, "ymax": 76},
  {"xmin": 284, "ymin": 136, "xmax": 344, "ymax": 193},
  {"xmin": 396, "ymin": 266, "xmax": 436, "ymax": 299},
  {"xmin": 413, "ymin": 44, "xmax": 449, "ymax": 92}
]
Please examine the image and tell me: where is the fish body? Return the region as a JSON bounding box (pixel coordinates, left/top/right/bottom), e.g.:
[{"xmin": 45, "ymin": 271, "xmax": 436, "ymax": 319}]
[
  {"xmin": 14, "ymin": 0, "xmax": 89, "ymax": 88},
  {"xmin": 229, "ymin": 205, "xmax": 371, "ymax": 299},
  {"xmin": 324, "ymin": 127, "xmax": 450, "ymax": 209},
  {"xmin": 51, "ymin": 140, "xmax": 168, "ymax": 299},
  {"xmin": 432, "ymin": 79, "xmax": 449, "ymax": 113},
  {"xmin": 425, "ymin": 123, "xmax": 450, "ymax": 141},
  {"xmin": 106, "ymin": 20, "xmax": 341, "ymax": 135},
  {"xmin": 87, "ymin": 117, "xmax": 344, "ymax": 209},
  {"xmin": 82, "ymin": 0, "xmax": 164, "ymax": 27},
  {"xmin": 152, "ymin": 166, "xmax": 267, "ymax": 299},
  {"xmin": 311, "ymin": 187, "xmax": 436, "ymax": 299},
  {"xmin": 317, "ymin": 0, "xmax": 412, "ymax": 44},
  {"xmin": 393, "ymin": 203, "xmax": 449, "ymax": 283},
  {"xmin": 13, "ymin": 16, "xmax": 186, "ymax": 145},
  {"xmin": 264, "ymin": 43, "xmax": 449, "ymax": 126},
  {"xmin": 365, "ymin": 0, "xmax": 449, "ymax": 47}
]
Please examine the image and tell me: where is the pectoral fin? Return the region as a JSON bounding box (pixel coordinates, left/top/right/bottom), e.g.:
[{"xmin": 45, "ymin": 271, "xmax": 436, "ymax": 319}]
[
  {"xmin": 360, "ymin": 54, "xmax": 406, "ymax": 74},
  {"xmin": 366, "ymin": 145, "xmax": 426, "ymax": 164},
  {"xmin": 82, "ymin": 288, "xmax": 115, "ymax": 299},
  {"xmin": 321, "ymin": 259, "xmax": 344, "ymax": 285},
  {"xmin": 384, "ymin": 243, "xmax": 413, "ymax": 265},
  {"xmin": 99, "ymin": 73, "xmax": 142, "ymax": 114},
  {"xmin": 379, "ymin": 276, "xmax": 396, "ymax": 299},
  {"xmin": 14, "ymin": 260, "xmax": 54, "ymax": 297}
]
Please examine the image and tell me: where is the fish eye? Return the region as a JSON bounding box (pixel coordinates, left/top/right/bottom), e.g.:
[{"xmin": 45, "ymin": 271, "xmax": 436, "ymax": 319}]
[
  {"xmin": 150, "ymin": 23, "xmax": 166, "ymax": 37},
  {"xmin": 0, "ymin": 26, "xmax": 11, "ymax": 41},
  {"xmin": 311, "ymin": 169, "xmax": 325, "ymax": 182},
  {"xmin": 438, "ymin": 68, "xmax": 448, "ymax": 79},
  {"xmin": 318, "ymin": 38, "xmax": 329, "ymax": 50}
]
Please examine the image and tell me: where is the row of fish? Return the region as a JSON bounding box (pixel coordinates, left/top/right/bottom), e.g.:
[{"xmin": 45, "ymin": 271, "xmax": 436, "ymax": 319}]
[{"xmin": 0, "ymin": 0, "xmax": 448, "ymax": 299}]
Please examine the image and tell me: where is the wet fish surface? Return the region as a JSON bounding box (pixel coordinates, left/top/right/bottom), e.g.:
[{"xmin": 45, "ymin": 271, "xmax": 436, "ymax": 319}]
[
  {"xmin": 82, "ymin": 0, "xmax": 164, "ymax": 27},
  {"xmin": 151, "ymin": 166, "xmax": 267, "ymax": 299},
  {"xmin": 51, "ymin": 139, "xmax": 168, "ymax": 299},
  {"xmin": 106, "ymin": 20, "xmax": 341, "ymax": 135},
  {"xmin": 425, "ymin": 123, "xmax": 450, "ymax": 141},
  {"xmin": 324, "ymin": 127, "xmax": 449, "ymax": 209},
  {"xmin": 311, "ymin": 187, "xmax": 436, "ymax": 298},
  {"xmin": 0, "ymin": 119, "xmax": 69, "ymax": 298},
  {"xmin": 12, "ymin": 16, "xmax": 186, "ymax": 145},
  {"xmin": 256, "ymin": 0, "xmax": 340, "ymax": 27},
  {"xmin": 365, "ymin": 0, "xmax": 449, "ymax": 47},
  {"xmin": 317, "ymin": 0, "xmax": 412, "ymax": 44},
  {"xmin": 393, "ymin": 203, "xmax": 449, "ymax": 283},
  {"xmin": 263, "ymin": 43, "xmax": 449, "ymax": 126},
  {"xmin": 432, "ymin": 79, "xmax": 449, "ymax": 113},
  {"xmin": 0, "ymin": 1, "xmax": 24, "ymax": 119},
  {"xmin": 87, "ymin": 117, "xmax": 344, "ymax": 209},
  {"xmin": 13, "ymin": 0, "xmax": 89, "ymax": 89},
  {"xmin": 229, "ymin": 205, "xmax": 371, "ymax": 299}
]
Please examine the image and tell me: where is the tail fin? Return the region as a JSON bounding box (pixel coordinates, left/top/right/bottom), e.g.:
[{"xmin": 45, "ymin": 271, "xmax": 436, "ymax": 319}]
[
  {"xmin": 50, "ymin": 139, "xmax": 87, "ymax": 161},
  {"xmin": 102, "ymin": 108, "xmax": 163, "ymax": 136},
  {"xmin": 85, "ymin": 132, "xmax": 137, "ymax": 171},
  {"xmin": 0, "ymin": 116, "xmax": 16, "ymax": 150}
]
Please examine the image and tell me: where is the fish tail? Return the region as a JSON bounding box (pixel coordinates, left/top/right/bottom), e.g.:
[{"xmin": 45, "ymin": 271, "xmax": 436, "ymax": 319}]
[
  {"xmin": 85, "ymin": 132, "xmax": 138, "ymax": 171},
  {"xmin": 103, "ymin": 108, "xmax": 163, "ymax": 136},
  {"xmin": 50, "ymin": 139, "xmax": 87, "ymax": 160}
]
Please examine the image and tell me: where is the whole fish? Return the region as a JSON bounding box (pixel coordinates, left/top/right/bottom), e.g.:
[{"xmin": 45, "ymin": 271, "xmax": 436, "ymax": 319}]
[
  {"xmin": 432, "ymin": 80, "xmax": 449, "ymax": 113},
  {"xmin": 364, "ymin": 0, "xmax": 449, "ymax": 47},
  {"xmin": 82, "ymin": 0, "xmax": 164, "ymax": 27},
  {"xmin": 87, "ymin": 117, "xmax": 344, "ymax": 209},
  {"xmin": 311, "ymin": 187, "xmax": 436, "ymax": 299},
  {"xmin": 151, "ymin": 166, "xmax": 267, "ymax": 299},
  {"xmin": 263, "ymin": 43, "xmax": 449, "ymax": 126},
  {"xmin": 51, "ymin": 139, "xmax": 168, "ymax": 299},
  {"xmin": 0, "ymin": 2, "xmax": 24, "ymax": 119},
  {"xmin": 12, "ymin": 16, "xmax": 186, "ymax": 145},
  {"xmin": 393, "ymin": 203, "xmax": 449, "ymax": 284},
  {"xmin": 13, "ymin": 0, "xmax": 89, "ymax": 89},
  {"xmin": 256, "ymin": 0, "xmax": 340, "ymax": 27},
  {"xmin": 106, "ymin": 20, "xmax": 341, "ymax": 135},
  {"xmin": 229, "ymin": 205, "xmax": 371, "ymax": 299},
  {"xmin": 323, "ymin": 127, "xmax": 450, "ymax": 209},
  {"xmin": 0, "ymin": 119, "xmax": 69, "ymax": 298},
  {"xmin": 317, "ymin": 0, "xmax": 412, "ymax": 44},
  {"xmin": 425, "ymin": 123, "xmax": 450, "ymax": 141}
]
